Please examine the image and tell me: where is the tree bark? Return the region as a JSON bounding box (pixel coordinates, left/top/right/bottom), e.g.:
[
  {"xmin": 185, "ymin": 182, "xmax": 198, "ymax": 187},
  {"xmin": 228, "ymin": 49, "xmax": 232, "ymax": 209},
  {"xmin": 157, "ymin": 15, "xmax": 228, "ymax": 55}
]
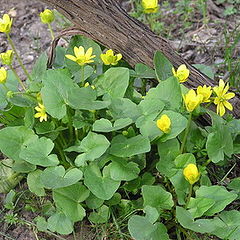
[{"xmin": 40, "ymin": 0, "xmax": 240, "ymax": 118}]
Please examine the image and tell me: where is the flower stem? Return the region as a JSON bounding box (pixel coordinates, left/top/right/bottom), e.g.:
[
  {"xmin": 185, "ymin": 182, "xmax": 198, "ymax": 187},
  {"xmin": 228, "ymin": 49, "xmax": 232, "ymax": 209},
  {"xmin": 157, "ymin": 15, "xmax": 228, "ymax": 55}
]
[
  {"xmin": 10, "ymin": 65, "xmax": 26, "ymax": 91},
  {"xmin": 180, "ymin": 112, "xmax": 192, "ymax": 154},
  {"xmin": 185, "ymin": 184, "xmax": 193, "ymax": 208},
  {"xmin": 6, "ymin": 34, "xmax": 32, "ymax": 82},
  {"xmin": 47, "ymin": 23, "xmax": 55, "ymax": 40}
]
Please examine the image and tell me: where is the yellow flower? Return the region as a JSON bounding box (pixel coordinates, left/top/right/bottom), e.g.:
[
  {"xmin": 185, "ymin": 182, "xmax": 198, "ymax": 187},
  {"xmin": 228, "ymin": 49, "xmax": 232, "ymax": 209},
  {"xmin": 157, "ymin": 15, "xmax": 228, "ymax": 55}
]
[
  {"xmin": 183, "ymin": 89, "xmax": 203, "ymax": 112},
  {"xmin": 142, "ymin": 0, "xmax": 159, "ymax": 13},
  {"xmin": 197, "ymin": 85, "xmax": 212, "ymax": 103},
  {"xmin": 0, "ymin": 67, "xmax": 7, "ymax": 84},
  {"xmin": 172, "ymin": 64, "xmax": 190, "ymax": 83},
  {"xmin": 0, "ymin": 14, "xmax": 13, "ymax": 33},
  {"xmin": 65, "ymin": 46, "xmax": 95, "ymax": 66},
  {"xmin": 183, "ymin": 163, "xmax": 200, "ymax": 185},
  {"xmin": 84, "ymin": 82, "xmax": 95, "ymax": 89},
  {"xmin": 0, "ymin": 50, "xmax": 14, "ymax": 65},
  {"xmin": 34, "ymin": 103, "xmax": 48, "ymax": 122},
  {"xmin": 213, "ymin": 79, "xmax": 235, "ymax": 117},
  {"xmin": 156, "ymin": 114, "xmax": 171, "ymax": 133},
  {"xmin": 100, "ymin": 49, "xmax": 122, "ymax": 65},
  {"xmin": 40, "ymin": 9, "xmax": 55, "ymax": 24}
]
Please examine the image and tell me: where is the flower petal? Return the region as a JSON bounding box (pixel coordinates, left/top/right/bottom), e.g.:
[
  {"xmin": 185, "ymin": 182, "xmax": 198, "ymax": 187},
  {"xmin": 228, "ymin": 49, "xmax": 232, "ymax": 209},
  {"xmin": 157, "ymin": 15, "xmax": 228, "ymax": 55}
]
[
  {"xmin": 65, "ymin": 54, "xmax": 77, "ymax": 62},
  {"xmin": 224, "ymin": 92, "xmax": 235, "ymax": 100}
]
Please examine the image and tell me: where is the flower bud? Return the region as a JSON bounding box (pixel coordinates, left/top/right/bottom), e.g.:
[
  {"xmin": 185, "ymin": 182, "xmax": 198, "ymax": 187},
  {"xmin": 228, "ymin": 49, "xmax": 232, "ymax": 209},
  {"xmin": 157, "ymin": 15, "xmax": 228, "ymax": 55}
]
[
  {"xmin": 0, "ymin": 50, "xmax": 14, "ymax": 65},
  {"xmin": 156, "ymin": 114, "xmax": 171, "ymax": 133},
  {"xmin": 141, "ymin": 0, "xmax": 159, "ymax": 13},
  {"xmin": 172, "ymin": 64, "xmax": 190, "ymax": 83},
  {"xmin": 40, "ymin": 9, "xmax": 55, "ymax": 24},
  {"xmin": 197, "ymin": 85, "xmax": 212, "ymax": 103},
  {"xmin": 0, "ymin": 67, "xmax": 7, "ymax": 84},
  {"xmin": 183, "ymin": 164, "xmax": 200, "ymax": 185},
  {"xmin": 0, "ymin": 14, "xmax": 13, "ymax": 33},
  {"xmin": 183, "ymin": 89, "xmax": 203, "ymax": 112},
  {"xmin": 100, "ymin": 49, "xmax": 122, "ymax": 66}
]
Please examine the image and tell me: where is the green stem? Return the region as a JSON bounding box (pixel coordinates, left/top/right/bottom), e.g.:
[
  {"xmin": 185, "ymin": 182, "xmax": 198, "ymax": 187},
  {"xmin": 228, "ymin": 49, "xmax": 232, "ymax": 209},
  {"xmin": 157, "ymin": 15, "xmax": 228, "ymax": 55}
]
[
  {"xmin": 55, "ymin": 140, "xmax": 68, "ymax": 167},
  {"xmin": 67, "ymin": 107, "xmax": 74, "ymax": 143},
  {"xmin": 47, "ymin": 23, "xmax": 55, "ymax": 40},
  {"xmin": 10, "ymin": 65, "xmax": 26, "ymax": 91},
  {"xmin": 141, "ymin": 79, "xmax": 147, "ymax": 96},
  {"xmin": 185, "ymin": 184, "xmax": 193, "ymax": 208},
  {"xmin": 6, "ymin": 34, "xmax": 32, "ymax": 82},
  {"xmin": 75, "ymin": 128, "xmax": 79, "ymax": 141},
  {"xmin": 180, "ymin": 112, "xmax": 192, "ymax": 153}
]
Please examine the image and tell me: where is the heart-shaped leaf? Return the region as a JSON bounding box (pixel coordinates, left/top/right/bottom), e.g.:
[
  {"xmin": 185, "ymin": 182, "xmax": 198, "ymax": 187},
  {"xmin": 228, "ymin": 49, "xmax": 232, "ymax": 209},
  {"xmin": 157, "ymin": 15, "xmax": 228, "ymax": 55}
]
[
  {"xmin": 20, "ymin": 137, "xmax": 59, "ymax": 167},
  {"xmin": 40, "ymin": 166, "xmax": 83, "ymax": 189},
  {"xmin": 84, "ymin": 163, "xmax": 120, "ymax": 200}
]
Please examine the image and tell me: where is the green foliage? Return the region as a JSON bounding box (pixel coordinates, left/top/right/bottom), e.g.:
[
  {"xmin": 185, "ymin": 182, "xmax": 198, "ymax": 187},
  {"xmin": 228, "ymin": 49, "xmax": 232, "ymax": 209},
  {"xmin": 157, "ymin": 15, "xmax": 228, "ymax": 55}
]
[{"xmin": 0, "ymin": 33, "xmax": 239, "ymax": 240}]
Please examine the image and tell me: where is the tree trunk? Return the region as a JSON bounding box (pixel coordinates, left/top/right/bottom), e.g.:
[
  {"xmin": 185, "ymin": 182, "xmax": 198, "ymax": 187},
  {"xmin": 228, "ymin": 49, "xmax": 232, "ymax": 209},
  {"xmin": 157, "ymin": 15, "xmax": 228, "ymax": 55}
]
[{"xmin": 40, "ymin": 0, "xmax": 240, "ymax": 118}]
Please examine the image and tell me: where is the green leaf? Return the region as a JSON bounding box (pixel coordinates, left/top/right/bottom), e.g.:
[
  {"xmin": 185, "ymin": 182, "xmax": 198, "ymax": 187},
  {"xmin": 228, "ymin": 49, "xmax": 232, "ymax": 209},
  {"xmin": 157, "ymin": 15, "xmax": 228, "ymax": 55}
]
[
  {"xmin": 157, "ymin": 138, "xmax": 180, "ymax": 178},
  {"xmin": 31, "ymin": 52, "xmax": 48, "ymax": 82},
  {"xmin": 193, "ymin": 64, "xmax": 214, "ymax": 79},
  {"xmin": 108, "ymin": 158, "xmax": 140, "ymax": 181},
  {"xmin": 4, "ymin": 190, "xmax": 16, "ymax": 210},
  {"xmin": 128, "ymin": 215, "xmax": 157, "ymax": 240},
  {"xmin": 88, "ymin": 205, "xmax": 110, "ymax": 224},
  {"xmin": 93, "ymin": 118, "xmax": 132, "ymax": 132},
  {"xmin": 154, "ymin": 51, "xmax": 173, "ymax": 81},
  {"xmin": 228, "ymin": 177, "xmax": 240, "ymax": 194},
  {"xmin": 12, "ymin": 161, "xmax": 36, "ymax": 173},
  {"xmin": 109, "ymin": 98, "xmax": 141, "ymax": 121},
  {"xmin": 0, "ymin": 159, "xmax": 23, "ymax": 193},
  {"xmin": 84, "ymin": 163, "xmax": 120, "ymax": 200},
  {"xmin": 144, "ymin": 206, "xmax": 160, "ymax": 224},
  {"xmin": 67, "ymin": 87, "xmax": 109, "ymax": 111},
  {"xmin": 195, "ymin": 186, "xmax": 237, "ymax": 216},
  {"xmin": 176, "ymin": 207, "xmax": 217, "ymax": 233},
  {"xmin": 0, "ymin": 126, "xmax": 37, "ymax": 162},
  {"xmin": 110, "ymin": 135, "xmax": 151, "ymax": 158},
  {"xmin": 86, "ymin": 193, "xmax": 104, "ymax": 209},
  {"xmin": 187, "ymin": 197, "xmax": 215, "ymax": 219},
  {"xmin": 206, "ymin": 125, "xmax": 233, "ymax": 163},
  {"xmin": 24, "ymin": 108, "xmax": 34, "ymax": 129},
  {"xmin": 95, "ymin": 67, "xmax": 129, "ymax": 98},
  {"xmin": 174, "ymin": 153, "xmax": 196, "ymax": 168},
  {"xmin": 211, "ymin": 210, "xmax": 240, "ymax": 240},
  {"xmin": 142, "ymin": 185, "xmax": 174, "ymax": 212},
  {"xmin": 136, "ymin": 99, "xmax": 165, "ymax": 140},
  {"xmin": 53, "ymin": 183, "xmax": 89, "ymax": 222},
  {"xmin": 133, "ymin": 63, "xmax": 156, "ymax": 79},
  {"xmin": 159, "ymin": 110, "xmax": 188, "ymax": 142},
  {"xmin": 27, "ymin": 170, "xmax": 45, "ymax": 196},
  {"xmin": 19, "ymin": 137, "xmax": 59, "ymax": 167},
  {"xmin": 128, "ymin": 215, "xmax": 169, "ymax": 240},
  {"xmin": 145, "ymin": 76, "xmax": 182, "ymax": 110},
  {"xmin": 0, "ymin": 70, "xmax": 19, "ymax": 110},
  {"xmin": 35, "ymin": 216, "xmax": 48, "ymax": 232},
  {"xmin": 40, "ymin": 166, "xmax": 83, "ymax": 189},
  {"xmin": 41, "ymin": 69, "xmax": 76, "ymax": 119},
  {"xmin": 74, "ymin": 132, "xmax": 110, "ymax": 166},
  {"xmin": 47, "ymin": 212, "xmax": 73, "ymax": 235}
]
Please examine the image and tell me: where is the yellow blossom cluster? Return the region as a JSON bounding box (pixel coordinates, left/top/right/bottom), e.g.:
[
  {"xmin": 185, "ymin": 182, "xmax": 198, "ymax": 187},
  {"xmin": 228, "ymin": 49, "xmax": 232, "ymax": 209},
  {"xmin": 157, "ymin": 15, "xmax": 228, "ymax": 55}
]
[
  {"xmin": 173, "ymin": 65, "xmax": 235, "ymax": 116},
  {"xmin": 65, "ymin": 46, "xmax": 122, "ymax": 67}
]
